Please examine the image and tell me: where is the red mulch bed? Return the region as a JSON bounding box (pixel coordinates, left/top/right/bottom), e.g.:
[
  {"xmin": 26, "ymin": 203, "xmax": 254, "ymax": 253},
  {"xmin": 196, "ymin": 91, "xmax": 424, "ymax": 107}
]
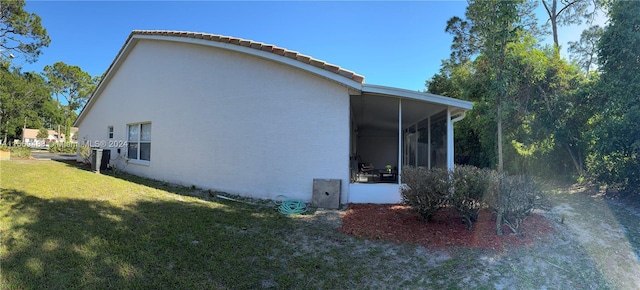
[{"xmin": 341, "ymin": 204, "xmax": 555, "ymax": 251}]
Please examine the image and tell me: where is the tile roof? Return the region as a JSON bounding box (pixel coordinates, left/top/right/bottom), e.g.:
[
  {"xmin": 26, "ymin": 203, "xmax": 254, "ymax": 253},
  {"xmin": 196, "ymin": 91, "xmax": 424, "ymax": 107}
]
[{"xmin": 129, "ymin": 30, "xmax": 365, "ymax": 84}]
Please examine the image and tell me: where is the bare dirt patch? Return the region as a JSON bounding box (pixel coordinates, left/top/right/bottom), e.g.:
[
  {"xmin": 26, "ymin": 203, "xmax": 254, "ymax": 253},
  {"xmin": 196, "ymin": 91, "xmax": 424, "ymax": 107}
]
[{"xmin": 334, "ymin": 190, "xmax": 640, "ymax": 288}]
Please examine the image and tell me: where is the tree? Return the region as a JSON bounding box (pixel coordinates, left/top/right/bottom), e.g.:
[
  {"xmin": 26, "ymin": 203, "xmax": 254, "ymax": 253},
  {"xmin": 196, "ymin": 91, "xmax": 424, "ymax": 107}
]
[
  {"xmin": 0, "ymin": 67, "xmax": 52, "ymax": 143},
  {"xmin": 0, "ymin": 0, "xmax": 51, "ymax": 62},
  {"xmin": 42, "ymin": 62, "xmax": 96, "ymax": 142},
  {"xmin": 445, "ymin": 0, "xmax": 536, "ymax": 235},
  {"xmin": 43, "ymin": 62, "xmax": 94, "ymax": 112},
  {"xmin": 466, "ymin": 1, "xmax": 528, "ymax": 175},
  {"xmin": 36, "ymin": 127, "xmax": 47, "ymax": 139},
  {"xmin": 445, "ymin": 17, "xmax": 479, "ymax": 64},
  {"xmin": 588, "ymin": 0, "xmax": 640, "ymax": 190},
  {"xmin": 568, "ymin": 25, "xmax": 603, "ymax": 73},
  {"xmin": 540, "ymin": 0, "xmax": 594, "ymax": 50}
]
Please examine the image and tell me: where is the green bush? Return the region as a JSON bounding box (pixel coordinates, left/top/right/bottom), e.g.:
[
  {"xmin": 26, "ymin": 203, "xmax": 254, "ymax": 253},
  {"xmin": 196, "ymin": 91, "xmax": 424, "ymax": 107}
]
[
  {"xmin": 451, "ymin": 166, "xmax": 492, "ymax": 230},
  {"xmin": 400, "ymin": 166, "xmax": 451, "ymax": 221},
  {"xmin": 402, "ymin": 165, "xmax": 541, "ymax": 234},
  {"xmin": 0, "ymin": 145, "xmax": 31, "ymax": 158},
  {"xmin": 48, "ymin": 142, "xmax": 78, "ymax": 153},
  {"xmin": 79, "ymin": 145, "xmax": 91, "ymax": 164},
  {"xmin": 486, "ymin": 174, "xmax": 541, "ymax": 235}
]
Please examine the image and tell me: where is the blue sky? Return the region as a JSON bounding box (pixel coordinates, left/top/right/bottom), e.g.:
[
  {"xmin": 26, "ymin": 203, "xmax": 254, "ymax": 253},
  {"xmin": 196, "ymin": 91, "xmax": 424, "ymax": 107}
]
[{"xmin": 19, "ymin": 1, "xmax": 604, "ymax": 92}]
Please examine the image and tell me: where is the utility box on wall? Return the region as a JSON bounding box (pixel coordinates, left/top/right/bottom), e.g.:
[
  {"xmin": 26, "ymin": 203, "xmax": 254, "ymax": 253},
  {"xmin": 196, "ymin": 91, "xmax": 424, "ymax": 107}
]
[{"xmin": 312, "ymin": 179, "xmax": 341, "ymax": 209}]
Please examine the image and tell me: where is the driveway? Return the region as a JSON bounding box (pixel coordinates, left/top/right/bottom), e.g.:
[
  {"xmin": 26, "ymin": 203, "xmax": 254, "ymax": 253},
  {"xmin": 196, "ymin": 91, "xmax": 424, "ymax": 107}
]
[{"xmin": 31, "ymin": 151, "xmax": 77, "ymax": 160}]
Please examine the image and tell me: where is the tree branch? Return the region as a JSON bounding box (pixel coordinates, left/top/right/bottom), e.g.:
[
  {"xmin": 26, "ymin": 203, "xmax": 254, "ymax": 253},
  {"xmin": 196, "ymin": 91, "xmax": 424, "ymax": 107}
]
[{"xmin": 556, "ymin": 0, "xmax": 581, "ymax": 17}]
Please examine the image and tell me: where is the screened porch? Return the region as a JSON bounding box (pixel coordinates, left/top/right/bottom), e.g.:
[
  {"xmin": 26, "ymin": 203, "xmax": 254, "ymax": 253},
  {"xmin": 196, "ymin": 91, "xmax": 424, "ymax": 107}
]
[{"xmin": 347, "ymin": 85, "xmax": 472, "ymax": 203}]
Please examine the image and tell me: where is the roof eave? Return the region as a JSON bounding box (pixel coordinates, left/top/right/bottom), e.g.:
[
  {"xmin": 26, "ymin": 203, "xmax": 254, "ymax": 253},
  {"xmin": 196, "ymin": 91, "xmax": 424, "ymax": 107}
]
[
  {"xmin": 74, "ymin": 33, "xmax": 138, "ymax": 127},
  {"xmin": 361, "ymin": 84, "xmax": 474, "ymax": 111}
]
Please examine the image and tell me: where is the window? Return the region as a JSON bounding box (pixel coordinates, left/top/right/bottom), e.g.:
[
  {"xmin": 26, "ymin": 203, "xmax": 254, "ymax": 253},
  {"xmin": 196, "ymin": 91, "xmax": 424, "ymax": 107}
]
[
  {"xmin": 127, "ymin": 123, "xmax": 151, "ymax": 161},
  {"xmin": 108, "ymin": 126, "xmax": 114, "ymax": 139}
]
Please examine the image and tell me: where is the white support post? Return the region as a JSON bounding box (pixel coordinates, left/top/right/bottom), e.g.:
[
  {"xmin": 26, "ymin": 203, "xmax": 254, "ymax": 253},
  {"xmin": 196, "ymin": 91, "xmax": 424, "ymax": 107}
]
[
  {"xmin": 427, "ymin": 116, "xmax": 431, "ymax": 169},
  {"xmin": 447, "ymin": 107, "xmax": 454, "ymax": 171},
  {"xmin": 398, "ymin": 99, "xmax": 402, "ymax": 184},
  {"xmin": 414, "ymin": 124, "xmax": 418, "ymax": 166}
]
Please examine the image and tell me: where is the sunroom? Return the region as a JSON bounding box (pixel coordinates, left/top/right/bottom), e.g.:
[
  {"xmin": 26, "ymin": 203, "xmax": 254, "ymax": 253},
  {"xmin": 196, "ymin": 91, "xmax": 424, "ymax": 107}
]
[{"xmin": 348, "ymin": 85, "xmax": 473, "ymax": 203}]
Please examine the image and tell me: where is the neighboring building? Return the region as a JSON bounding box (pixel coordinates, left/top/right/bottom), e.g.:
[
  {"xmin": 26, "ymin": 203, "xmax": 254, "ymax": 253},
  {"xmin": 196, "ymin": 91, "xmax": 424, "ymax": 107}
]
[
  {"xmin": 74, "ymin": 30, "xmax": 473, "ymax": 204},
  {"xmin": 21, "ymin": 127, "xmax": 78, "ymax": 148}
]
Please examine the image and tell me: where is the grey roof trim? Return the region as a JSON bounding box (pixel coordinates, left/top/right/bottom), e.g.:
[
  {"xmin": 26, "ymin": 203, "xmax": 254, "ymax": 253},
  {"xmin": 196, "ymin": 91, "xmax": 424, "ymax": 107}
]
[{"xmin": 361, "ymin": 84, "xmax": 474, "ymax": 110}]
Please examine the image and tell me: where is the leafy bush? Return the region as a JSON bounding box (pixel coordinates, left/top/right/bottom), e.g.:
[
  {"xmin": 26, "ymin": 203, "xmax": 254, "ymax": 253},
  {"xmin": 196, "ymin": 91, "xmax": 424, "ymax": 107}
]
[
  {"xmin": 486, "ymin": 174, "xmax": 541, "ymax": 235},
  {"xmin": 451, "ymin": 166, "xmax": 492, "ymax": 230},
  {"xmin": 402, "ymin": 165, "xmax": 541, "ymax": 234},
  {"xmin": 79, "ymin": 145, "xmax": 91, "ymax": 164},
  {"xmin": 48, "ymin": 142, "xmax": 78, "ymax": 153},
  {"xmin": 0, "ymin": 145, "xmax": 31, "ymax": 158},
  {"xmin": 400, "ymin": 166, "xmax": 451, "ymax": 221}
]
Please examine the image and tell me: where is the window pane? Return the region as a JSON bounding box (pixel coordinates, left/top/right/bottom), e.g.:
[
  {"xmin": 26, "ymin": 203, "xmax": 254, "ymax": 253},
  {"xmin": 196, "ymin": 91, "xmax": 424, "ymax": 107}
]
[
  {"xmin": 128, "ymin": 125, "xmax": 139, "ymax": 141},
  {"xmin": 418, "ymin": 120, "xmax": 429, "ymax": 167},
  {"xmin": 141, "ymin": 123, "xmax": 151, "ymax": 141},
  {"xmin": 128, "ymin": 142, "xmax": 138, "ymax": 159},
  {"xmin": 140, "ymin": 143, "xmax": 151, "ymax": 161},
  {"xmin": 431, "ymin": 112, "xmax": 447, "ymax": 169}
]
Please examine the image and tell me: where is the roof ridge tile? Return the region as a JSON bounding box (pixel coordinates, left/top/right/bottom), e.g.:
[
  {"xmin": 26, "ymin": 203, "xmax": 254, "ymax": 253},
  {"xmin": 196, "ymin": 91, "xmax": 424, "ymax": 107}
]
[{"xmin": 130, "ymin": 30, "xmax": 365, "ymax": 84}]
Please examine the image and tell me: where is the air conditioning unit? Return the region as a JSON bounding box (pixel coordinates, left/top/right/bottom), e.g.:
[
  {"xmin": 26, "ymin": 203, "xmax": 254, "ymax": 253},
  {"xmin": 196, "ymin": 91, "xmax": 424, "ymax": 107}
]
[{"xmin": 91, "ymin": 148, "xmax": 111, "ymax": 173}]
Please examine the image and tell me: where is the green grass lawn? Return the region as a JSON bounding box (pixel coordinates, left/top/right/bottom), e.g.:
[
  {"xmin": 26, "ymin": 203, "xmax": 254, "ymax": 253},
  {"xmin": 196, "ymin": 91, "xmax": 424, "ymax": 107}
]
[
  {"xmin": 0, "ymin": 161, "xmax": 347, "ymax": 288},
  {"xmin": 0, "ymin": 160, "xmax": 437, "ymax": 289},
  {"xmin": 1, "ymin": 160, "xmax": 633, "ymax": 289}
]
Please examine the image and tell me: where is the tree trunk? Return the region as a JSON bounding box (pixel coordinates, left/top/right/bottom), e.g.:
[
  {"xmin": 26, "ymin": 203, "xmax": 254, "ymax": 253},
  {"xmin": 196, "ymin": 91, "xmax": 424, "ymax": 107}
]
[
  {"xmin": 542, "ymin": 0, "xmax": 560, "ymax": 50},
  {"xmin": 551, "ymin": 17, "xmax": 559, "ymax": 49},
  {"xmin": 565, "ymin": 143, "xmax": 584, "ymax": 176},
  {"xmin": 496, "ymin": 102, "xmax": 504, "ymax": 235},
  {"xmin": 497, "ymin": 103, "xmax": 504, "ymax": 173}
]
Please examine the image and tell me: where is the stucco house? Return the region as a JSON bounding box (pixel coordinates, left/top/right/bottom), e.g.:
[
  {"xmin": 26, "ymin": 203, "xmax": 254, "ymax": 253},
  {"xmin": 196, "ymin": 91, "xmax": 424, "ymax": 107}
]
[{"xmin": 74, "ymin": 30, "xmax": 473, "ymax": 204}]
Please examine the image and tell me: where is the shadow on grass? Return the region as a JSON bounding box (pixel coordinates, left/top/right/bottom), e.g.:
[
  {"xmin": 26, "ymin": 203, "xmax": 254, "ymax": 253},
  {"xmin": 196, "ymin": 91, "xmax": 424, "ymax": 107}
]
[
  {"xmin": 0, "ymin": 187, "xmax": 326, "ymax": 288},
  {"xmin": 3, "ymin": 161, "xmax": 623, "ymax": 289}
]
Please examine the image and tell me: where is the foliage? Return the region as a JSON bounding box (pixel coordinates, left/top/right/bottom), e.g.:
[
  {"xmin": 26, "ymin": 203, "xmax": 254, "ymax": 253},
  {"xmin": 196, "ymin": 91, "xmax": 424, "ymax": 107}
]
[
  {"xmin": 36, "ymin": 127, "xmax": 48, "ymax": 139},
  {"xmin": 451, "ymin": 166, "xmax": 492, "ymax": 230},
  {"xmin": 400, "ymin": 166, "xmax": 451, "ymax": 221},
  {"xmin": 0, "ymin": 67, "xmax": 58, "ymax": 143},
  {"xmin": 568, "ymin": 25, "xmax": 604, "ymax": 73},
  {"xmin": 433, "ymin": 1, "xmax": 591, "ymax": 181},
  {"xmin": 48, "ymin": 141, "xmax": 77, "ymax": 153},
  {"xmin": 486, "ymin": 174, "xmax": 542, "ymax": 234},
  {"xmin": 0, "ymin": 144, "xmax": 30, "ymax": 157},
  {"xmin": 0, "ymin": 0, "xmax": 50, "ymax": 63},
  {"xmin": 402, "ymin": 165, "xmax": 541, "ymax": 234},
  {"xmin": 452, "ymin": 0, "xmax": 532, "ymax": 175},
  {"xmin": 586, "ymin": 0, "xmax": 640, "ymax": 191},
  {"xmin": 42, "ymin": 62, "xmax": 95, "ymax": 113},
  {"xmin": 540, "ymin": 0, "xmax": 595, "ymax": 49},
  {"xmin": 78, "ymin": 144, "xmax": 91, "ymax": 164}
]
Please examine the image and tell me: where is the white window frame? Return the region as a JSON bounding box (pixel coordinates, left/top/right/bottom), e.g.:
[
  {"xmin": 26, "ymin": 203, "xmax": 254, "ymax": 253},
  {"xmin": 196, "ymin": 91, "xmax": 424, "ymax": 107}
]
[
  {"xmin": 127, "ymin": 122, "xmax": 151, "ymax": 164},
  {"xmin": 108, "ymin": 126, "xmax": 114, "ymax": 139}
]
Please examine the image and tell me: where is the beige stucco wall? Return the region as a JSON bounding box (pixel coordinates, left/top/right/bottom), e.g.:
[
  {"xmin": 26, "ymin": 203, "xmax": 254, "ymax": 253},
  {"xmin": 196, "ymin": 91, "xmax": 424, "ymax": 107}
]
[{"xmin": 77, "ymin": 39, "xmax": 351, "ymax": 202}]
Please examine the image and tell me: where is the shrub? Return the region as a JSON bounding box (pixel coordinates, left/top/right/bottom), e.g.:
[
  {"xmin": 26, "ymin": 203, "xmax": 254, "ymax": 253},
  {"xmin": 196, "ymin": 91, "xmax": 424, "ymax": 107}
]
[
  {"xmin": 486, "ymin": 174, "xmax": 541, "ymax": 235},
  {"xmin": 400, "ymin": 166, "xmax": 451, "ymax": 221},
  {"xmin": 451, "ymin": 166, "xmax": 491, "ymax": 230},
  {"xmin": 0, "ymin": 145, "xmax": 31, "ymax": 158},
  {"xmin": 79, "ymin": 145, "xmax": 91, "ymax": 164},
  {"xmin": 48, "ymin": 142, "xmax": 78, "ymax": 153},
  {"xmin": 402, "ymin": 166, "xmax": 541, "ymax": 234}
]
